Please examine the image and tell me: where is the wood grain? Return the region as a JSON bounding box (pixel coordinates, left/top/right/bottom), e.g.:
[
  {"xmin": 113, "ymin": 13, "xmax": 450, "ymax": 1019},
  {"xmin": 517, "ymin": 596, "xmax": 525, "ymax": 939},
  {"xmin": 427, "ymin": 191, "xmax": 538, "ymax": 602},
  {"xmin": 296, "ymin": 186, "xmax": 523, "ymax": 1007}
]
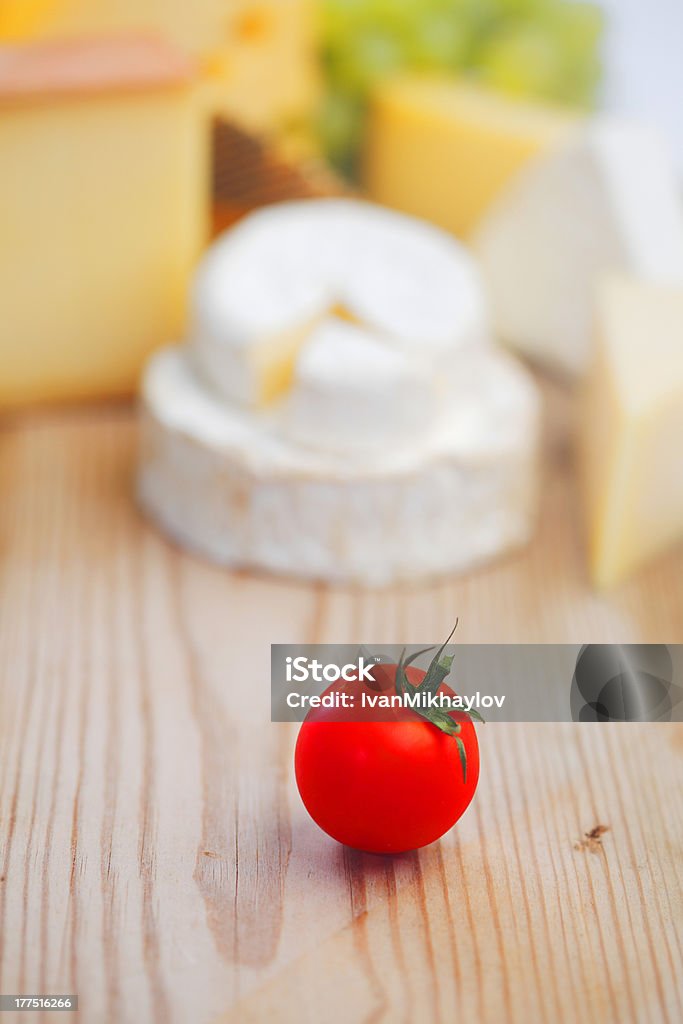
[{"xmin": 0, "ymin": 401, "xmax": 682, "ymax": 1024}]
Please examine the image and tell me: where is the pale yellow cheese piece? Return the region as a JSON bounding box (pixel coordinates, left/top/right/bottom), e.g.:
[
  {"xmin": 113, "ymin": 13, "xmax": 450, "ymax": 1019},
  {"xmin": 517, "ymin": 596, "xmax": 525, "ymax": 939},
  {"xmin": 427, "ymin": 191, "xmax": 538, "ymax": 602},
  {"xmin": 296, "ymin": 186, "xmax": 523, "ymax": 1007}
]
[
  {"xmin": 5, "ymin": 0, "xmax": 319, "ymax": 133},
  {"xmin": 0, "ymin": 36, "xmax": 208, "ymax": 407},
  {"xmin": 251, "ymin": 303, "xmax": 364, "ymax": 406},
  {"xmin": 580, "ymin": 277, "xmax": 683, "ymax": 587},
  {"xmin": 364, "ymin": 76, "xmax": 577, "ymax": 238},
  {"xmin": 247, "ymin": 316, "xmax": 321, "ymax": 407},
  {"xmin": 200, "ymin": 0, "xmax": 319, "ymax": 131}
]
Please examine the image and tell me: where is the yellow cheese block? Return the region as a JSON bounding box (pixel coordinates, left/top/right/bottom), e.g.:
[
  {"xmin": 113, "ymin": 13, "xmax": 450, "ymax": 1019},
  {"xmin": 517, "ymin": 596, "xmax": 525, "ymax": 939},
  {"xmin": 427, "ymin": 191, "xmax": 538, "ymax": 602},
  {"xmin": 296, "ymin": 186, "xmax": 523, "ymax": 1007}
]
[
  {"xmin": 0, "ymin": 0, "xmax": 64, "ymax": 39},
  {"xmin": 580, "ymin": 277, "xmax": 683, "ymax": 587},
  {"xmin": 200, "ymin": 0, "xmax": 318, "ymax": 130},
  {"xmin": 4, "ymin": 0, "xmax": 318, "ymax": 133},
  {"xmin": 0, "ymin": 36, "xmax": 208, "ymax": 408},
  {"xmin": 364, "ymin": 76, "xmax": 576, "ymax": 238}
]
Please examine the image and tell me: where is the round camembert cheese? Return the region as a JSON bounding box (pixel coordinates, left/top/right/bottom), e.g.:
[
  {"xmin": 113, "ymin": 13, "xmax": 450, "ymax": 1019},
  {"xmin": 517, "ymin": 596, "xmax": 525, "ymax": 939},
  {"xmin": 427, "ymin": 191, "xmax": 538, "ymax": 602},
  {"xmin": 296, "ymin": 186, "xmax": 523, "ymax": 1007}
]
[{"xmin": 138, "ymin": 199, "xmax": 541, "ymax": 585}]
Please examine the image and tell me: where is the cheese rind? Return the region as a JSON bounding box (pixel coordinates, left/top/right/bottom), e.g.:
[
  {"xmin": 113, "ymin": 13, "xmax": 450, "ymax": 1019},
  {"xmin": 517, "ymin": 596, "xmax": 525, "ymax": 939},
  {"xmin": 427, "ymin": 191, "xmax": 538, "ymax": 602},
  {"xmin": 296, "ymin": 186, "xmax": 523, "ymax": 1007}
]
[
  {"xmin": 0, "ymin": 37, "xmax": 207, "ymax": 407},
  {"xmin": 190, "ymin": 198, "xmax": 490, "ymax": 408},
  {"xmin": 138, "ymin": 346, "xmax": 540, "ymax": 586},
  {"xmin": 364, "ymin": 77, "xmax": 576, "ymax": 238},
  {"xmin": 580, "ymin": 277, "xmax": 683, "ymax": 587},
  {"xmin": 474, "ymin": 120, "xmax": 683, "ymax": 377},
  {"xmin": 7, "ymin": 0, "xmax": 318, "ymax": 133},
  {"xmin": 0, "ymin": 34, "xmax": 194, "ymax": 99}
]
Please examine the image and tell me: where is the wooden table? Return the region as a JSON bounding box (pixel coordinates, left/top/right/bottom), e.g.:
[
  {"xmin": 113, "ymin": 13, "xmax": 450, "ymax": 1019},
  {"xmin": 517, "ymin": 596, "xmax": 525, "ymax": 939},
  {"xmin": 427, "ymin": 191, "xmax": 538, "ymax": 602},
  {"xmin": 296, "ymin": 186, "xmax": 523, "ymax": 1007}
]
[{"xmin": 0, "ymin": 398, "xmax": 682, "ymax": 1024}]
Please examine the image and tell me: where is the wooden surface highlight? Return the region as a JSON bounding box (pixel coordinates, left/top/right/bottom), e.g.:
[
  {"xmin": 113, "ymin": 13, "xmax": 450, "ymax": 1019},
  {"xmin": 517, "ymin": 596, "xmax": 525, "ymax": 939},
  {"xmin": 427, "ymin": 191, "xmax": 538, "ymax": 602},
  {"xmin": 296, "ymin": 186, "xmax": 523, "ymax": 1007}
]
[{"xmin": 0, "ymin": 400, "xmax": 682, "ymax": 1023}]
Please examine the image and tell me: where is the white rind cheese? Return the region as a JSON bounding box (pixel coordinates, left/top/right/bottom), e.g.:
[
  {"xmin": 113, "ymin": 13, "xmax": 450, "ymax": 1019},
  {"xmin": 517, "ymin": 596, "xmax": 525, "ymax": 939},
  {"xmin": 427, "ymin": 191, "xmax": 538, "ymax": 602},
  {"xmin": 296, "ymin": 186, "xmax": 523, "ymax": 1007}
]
[
  {"xmin": 139, "ymin": 198, "xmax": 541, "ymax": 585},
  {"xmin": 474, "ymin": 120, "xmax": 683, "ymax": 377},
  {"xmin": 190, "ymin": 199, "xmax": 489, "ymax": 408},
  {"xmin": 138, "ymin": 346, "xmax": 540, "ymax": 586}
]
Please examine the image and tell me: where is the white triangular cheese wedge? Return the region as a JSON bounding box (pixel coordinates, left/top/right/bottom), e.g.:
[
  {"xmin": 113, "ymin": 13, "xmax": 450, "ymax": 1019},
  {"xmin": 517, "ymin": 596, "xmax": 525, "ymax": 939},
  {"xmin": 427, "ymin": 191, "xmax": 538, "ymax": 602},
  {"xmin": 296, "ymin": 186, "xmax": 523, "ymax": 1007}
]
[
  {"xmin": 474, "ymin": 120, "xmax": 683, "ymax": 377},
  {"xmin": 281, "ymin": 317, "xmax": 435, "ymax": 453}
]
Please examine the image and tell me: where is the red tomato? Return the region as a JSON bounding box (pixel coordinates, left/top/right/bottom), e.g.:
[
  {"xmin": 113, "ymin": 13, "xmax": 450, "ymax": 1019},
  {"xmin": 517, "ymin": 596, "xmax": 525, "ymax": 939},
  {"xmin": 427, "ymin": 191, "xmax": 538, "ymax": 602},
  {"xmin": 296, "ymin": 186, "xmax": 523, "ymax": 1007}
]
[{"xmin": 294, "ymin": 661, "xmax": 479, "ymax": 854}]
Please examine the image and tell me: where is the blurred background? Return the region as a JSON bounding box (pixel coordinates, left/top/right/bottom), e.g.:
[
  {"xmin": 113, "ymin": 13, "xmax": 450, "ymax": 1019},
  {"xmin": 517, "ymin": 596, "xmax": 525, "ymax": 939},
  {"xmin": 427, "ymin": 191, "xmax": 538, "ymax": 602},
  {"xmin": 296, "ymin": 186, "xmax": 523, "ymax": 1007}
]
[
  {"xmin": 1, "ymin": 0, "xmax": 682, "ymax": 588},
  {"xmin": 599, "ymin": 0, "xmax": 682, "ymax": 168}
]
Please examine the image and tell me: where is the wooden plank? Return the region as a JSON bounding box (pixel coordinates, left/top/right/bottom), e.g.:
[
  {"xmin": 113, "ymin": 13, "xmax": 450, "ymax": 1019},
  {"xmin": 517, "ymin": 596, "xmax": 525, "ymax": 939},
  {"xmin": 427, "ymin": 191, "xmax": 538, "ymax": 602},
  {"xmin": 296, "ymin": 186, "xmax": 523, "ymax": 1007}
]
[{"xmin": 0, "ymin": 404, "xmax": 682, "ymax": 1024}]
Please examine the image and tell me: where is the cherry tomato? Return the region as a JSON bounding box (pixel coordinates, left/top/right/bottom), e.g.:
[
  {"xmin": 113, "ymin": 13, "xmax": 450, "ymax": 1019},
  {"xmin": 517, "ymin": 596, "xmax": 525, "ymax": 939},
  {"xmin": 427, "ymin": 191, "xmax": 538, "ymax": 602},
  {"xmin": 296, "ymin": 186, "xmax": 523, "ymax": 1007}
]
[{"xmin": 294, "ymin": 661, "xmax": 479, "ymax": 854}]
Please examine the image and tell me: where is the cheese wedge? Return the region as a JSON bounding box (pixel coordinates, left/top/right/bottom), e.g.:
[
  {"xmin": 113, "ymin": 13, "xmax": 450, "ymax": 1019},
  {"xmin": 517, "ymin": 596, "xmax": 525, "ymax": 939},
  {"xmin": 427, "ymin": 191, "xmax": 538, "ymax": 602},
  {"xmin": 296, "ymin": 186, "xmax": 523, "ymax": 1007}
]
[
  {"xmin": 190, "ymin": 199, "xmax": 489, "ymax": 408},
  {"xmin": 138, "ymin": 345, "xmax": 540, "ymax": 585},
  {"xmin": 364, "ymin": 77, "xmax": 576, "ymax": 239},
  {"xmin": 580, "ymin": 278, "xmax": 683, "ymax": 587},
  {"xmin": 474, "ymin": 120, "xmax": 683, "ymax": 377},
  {"xmin": 0, "ymin": 36, "xmax": 208, "ymax": 407},
  {"xmin": 282, "ymin": 318, "xmax": 436, "ymax": 453},
  {"xmin": 8, "ymin": 0, "xmax": 318, "ymax": 133}
]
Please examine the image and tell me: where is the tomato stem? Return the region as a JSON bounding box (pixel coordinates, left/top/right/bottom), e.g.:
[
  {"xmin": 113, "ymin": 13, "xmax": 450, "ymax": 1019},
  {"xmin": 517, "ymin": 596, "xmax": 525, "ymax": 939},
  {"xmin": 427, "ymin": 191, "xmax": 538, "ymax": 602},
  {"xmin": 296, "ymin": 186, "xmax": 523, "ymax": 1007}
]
[{"xmin": 392, "ymin": 622, "xmax": 483, "ymax": 783}]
